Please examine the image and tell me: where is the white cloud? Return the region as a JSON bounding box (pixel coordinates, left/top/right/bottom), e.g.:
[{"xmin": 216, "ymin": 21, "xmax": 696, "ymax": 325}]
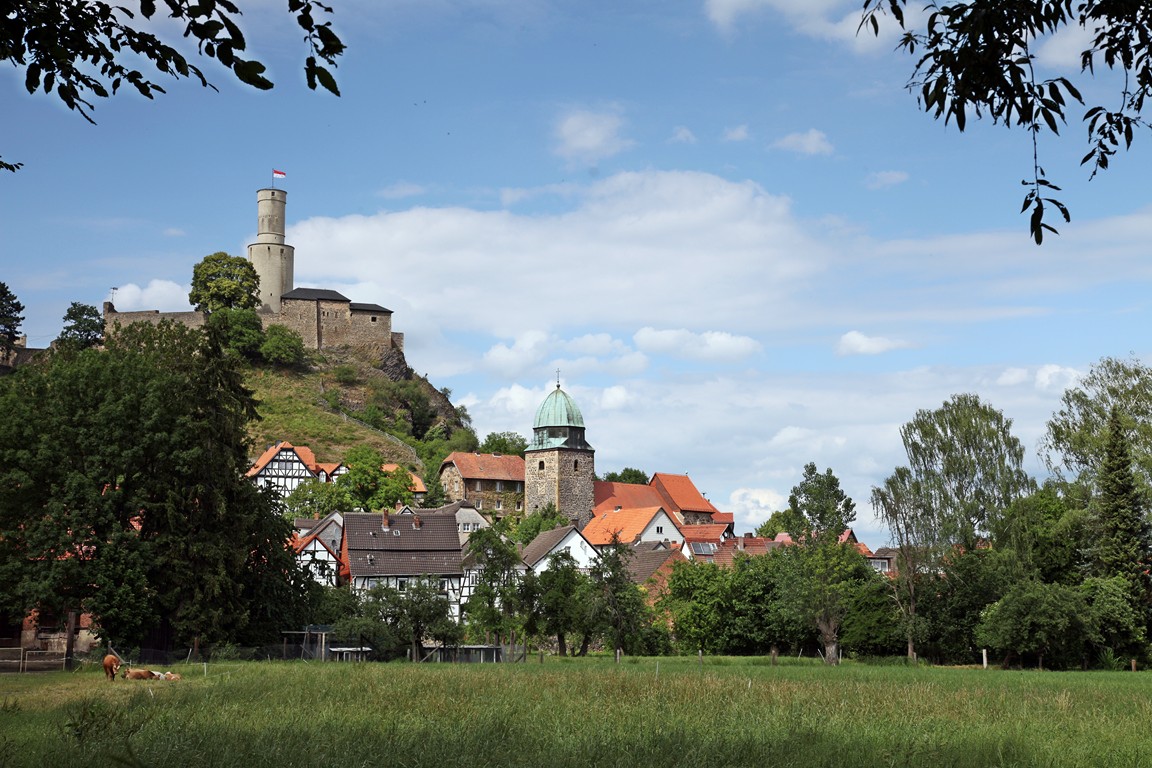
[
  {"xmin": 772, "ymin": 129, "xmax": 834, "ymax": 156},
  {"xmin": 1035, "ymin": 25, "xmax": 1094, "ymax": 70},
  {"xmin": 553, "ymin": 107, "xmax": 635, "ymax": 166},
  {"xmin": 703, "ymin": 0, "xmax": 897, "ymax": 50},
  {"xmin": 997, "ymin": 367, "xmax": 1030, "ymax": 386},
  {"xmin": 865, "ymin": 170, "xmax": 909, "ymax": 189},
  {"xmin": 1035, "ymin": 364, "xmax": 1080, "ymax": 393},
  {"xmin": 723, "ymin": 124, "xmax": 750, "ymax": 142},
  {"xmin": 482, "ymin": 330, "xmax": 553, "ymax": 376},
  {"xmin": 669, "ymin": 126, "xmax": 697, "ymax": 144},
  {"xmin": 634, "ymin": 327, "xmax": 762, "ymax": 361},
  {"xmin": 728, "ymin": 486, "xmax": 789, "ymax": 529},
  {"xmin": 837, "ymin": 330, "xmax": 909, "ymax": 356},
  {"xmin": 108, "ymin": 280, "xmax": 190, "ymax": 312},
  {"xmin": 163, "ymin": 228, "xmax": 186, "ymax": 237}
]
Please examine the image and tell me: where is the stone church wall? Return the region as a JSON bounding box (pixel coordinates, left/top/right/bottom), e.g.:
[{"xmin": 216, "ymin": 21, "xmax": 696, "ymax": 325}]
[{"xmin": 526, "ymin": 449, "xmax": 595, "ymax": 529}]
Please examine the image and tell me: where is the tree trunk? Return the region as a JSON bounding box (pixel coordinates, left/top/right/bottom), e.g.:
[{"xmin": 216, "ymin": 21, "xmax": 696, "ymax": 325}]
[
  {"xmin": 578, "ymin": 633, "xmax": 591, "ymax": 657},
  {"xmin": 64, "ymin": 609, "xmax": 78, "ymax": 671},
  {"xmin": 816, "ymin": 617, "xmax": 840, "ymax": 665},
  {"xmin": 556, "ymin": 632, "xmax": 567, "ymax": 657}
]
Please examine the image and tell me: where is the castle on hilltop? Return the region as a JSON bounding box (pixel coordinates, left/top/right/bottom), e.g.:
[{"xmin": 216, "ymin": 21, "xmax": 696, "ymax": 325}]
[{"xmin": 104, "ymin": 189, "xmax": 403, "ymax": 354}]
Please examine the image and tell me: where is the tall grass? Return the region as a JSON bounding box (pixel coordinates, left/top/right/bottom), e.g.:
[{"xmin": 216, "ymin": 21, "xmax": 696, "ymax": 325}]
[{"xmin": 2, "ymin": 658, "xmax": 1150, "ymax": 767}]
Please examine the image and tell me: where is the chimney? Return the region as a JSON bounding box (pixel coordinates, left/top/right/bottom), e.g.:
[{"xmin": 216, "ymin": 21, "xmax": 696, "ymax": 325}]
[
  {"xmin": 412, "ymin": 515, "xmax": 422, "ymax": 530},
  {"xmin": 381, "ymin": 512, "xmax": 390, "ymax": 531}
]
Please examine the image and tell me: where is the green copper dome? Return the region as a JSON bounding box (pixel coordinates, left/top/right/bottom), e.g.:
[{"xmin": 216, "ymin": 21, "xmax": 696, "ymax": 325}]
[
  {"xmin": 528, "ymin": 385, "xmax": 593, "ymax": 452},
  {"xmin": 533, "ymin": 386, "xmax": 585, "ymax": 429}
]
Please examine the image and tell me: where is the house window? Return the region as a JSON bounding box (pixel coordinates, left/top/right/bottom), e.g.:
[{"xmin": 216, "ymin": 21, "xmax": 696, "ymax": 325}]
[
  {"xmin": 496, "ymin": 500, "xmax": 503, "ymax": 511},
  {"xmin": 474, "ymin": 480, "xmax": 482, "ymax": 491},
  {"xmin": 370, "ymin": 316, "xmax": 377, "ymax": 323},
  {"xmin": 397, "ymin": 579, "xmax": 408, "ymax": 592},
  {"xmin": 538, "ymin": 461, "xmax": 545, "ymax": 470},
  {"xmin": 517, "ymin": 482, "xmax": 523, "ymax": 492},
  {"xmin": 656, "ymin": 526, "xmax": 663, "ymax": 534},
  {"xmin": 477, "ymin": 499, "xmax": 482, "ymax": 510},
  {"xmin": 516, "ymin": 501, "xmax": 523, "ymax": 512},
  {"xmin": 496, "ymin": 480, "xmax": 504, "ymax": 491}
]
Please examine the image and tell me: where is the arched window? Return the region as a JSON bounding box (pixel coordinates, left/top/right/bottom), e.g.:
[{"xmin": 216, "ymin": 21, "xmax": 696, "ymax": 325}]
[
  {"xmin": 538, "ymin": 460, "xmax": 545, "ymax": 470},
  {"xmin": 574, "ymin": 460, "xmax": 580, "ymax": 471}
]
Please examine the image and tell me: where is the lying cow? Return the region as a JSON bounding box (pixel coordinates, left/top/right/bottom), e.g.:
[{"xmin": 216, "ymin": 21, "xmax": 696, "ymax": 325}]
[
  {"xmin": 102, "ymin": 654, "xmax": 121, "ymax": 681},
  {"xmin": 122, "ymin": 667, "xmax": 183, "ymax": 681}
]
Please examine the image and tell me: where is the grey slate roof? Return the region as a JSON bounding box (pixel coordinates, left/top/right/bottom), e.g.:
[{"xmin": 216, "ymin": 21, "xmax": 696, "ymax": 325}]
[
  {"xmin": 344, "ymin": 511, "xmax": 464, "ymax": 579},
  {"xmin": 521, "ymin": 525, "xmax": 577, "ymax": 568},
  {"xmin": 350, "ymin": 302, "xmax": 392, "ymax": 313},
  {"xmin": 282, "ymin": 287, "xmax": 351, "ymax": 302}
]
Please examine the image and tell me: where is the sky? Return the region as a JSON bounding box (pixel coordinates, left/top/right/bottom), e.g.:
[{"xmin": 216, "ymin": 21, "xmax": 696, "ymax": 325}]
[{"xmin": 5, "ymin": 1, "xmax": 1152, "ymax": 547}]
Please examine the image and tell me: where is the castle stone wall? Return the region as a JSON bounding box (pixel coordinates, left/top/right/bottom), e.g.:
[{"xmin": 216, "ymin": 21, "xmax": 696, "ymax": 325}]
[{"xmin": 104, "ymin": 304, "xmax": 207, "ymax": 332}]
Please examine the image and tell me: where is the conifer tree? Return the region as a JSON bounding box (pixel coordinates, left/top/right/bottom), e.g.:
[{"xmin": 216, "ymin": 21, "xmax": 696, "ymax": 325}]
[{"xmin": 1090, "ymin": 407, "xmax": 1152, "ymax": 606}]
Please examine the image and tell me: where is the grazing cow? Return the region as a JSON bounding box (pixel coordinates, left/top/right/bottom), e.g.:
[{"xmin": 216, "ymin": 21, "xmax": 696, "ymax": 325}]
[
  {"xmin": 102, "ymin": 654, "xmax": 121, "ymax": 681},
  {"xmin": 122, "ymin": 667, "xmax": 157, "ymax": 680}
]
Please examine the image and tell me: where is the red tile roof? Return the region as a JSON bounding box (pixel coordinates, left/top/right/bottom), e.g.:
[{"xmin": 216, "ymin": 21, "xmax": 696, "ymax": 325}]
[
  {"xmin": 593, "ymin": 481, "xmax": 664, "ymax": 513},
  {"xmin": 247, "ymin": 441, "xmax": 333, "ymax": 478},
  {"xmin": 650, "ymin": 472, "xmax": 719, "ymax": 517},
  {"xmin": 582, "ymin": 506, "xmax": 670, "ymax": 546},
  {"xmin": 679, "ymin": 524, "xmax": 729, "ymax": 543},
  {"xmin": 440, "ymin": 452, "xmax": 525, "ymax": 482}
]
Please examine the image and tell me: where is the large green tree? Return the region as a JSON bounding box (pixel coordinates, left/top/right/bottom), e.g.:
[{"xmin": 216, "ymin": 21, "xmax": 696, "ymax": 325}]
[
  {"xmin": 478, "ymin": 431, "xmax": 528, "ymax": 456},
  {"xmin": 1088, "ymin": 407, "xmax": 1152, "ymax": 608},
  {"xmin": 2, "ymin": 0, "xmax": 344, "ymax": 172},
  {"xmin": 863, "ymin": 1, "xmax": 1152, "ymax": 243},
  {"xmin": 55, "ymin": 301, "xmax": 103, "ymax": 351},
  {"xmin": 1042, "ymin": 356, "xmax": 1152, "ymax": 494},
  {"xmin": 781, "ymin": 463, "xmax": 866, "ymax": 665},
  {"xmin": 189, "ymin": 252, "xmax": 261, "ymax": 312},
  {"xmin": 0, "ymin": 282, "xmax": 25, "ymax": 355},
  {"xmin": 899, "ymin": 393, "xmax": 1035, "ymax": 552},
  {"xmin": 0, "ymin": 321, "xmax": 309, "ymax": 658}
]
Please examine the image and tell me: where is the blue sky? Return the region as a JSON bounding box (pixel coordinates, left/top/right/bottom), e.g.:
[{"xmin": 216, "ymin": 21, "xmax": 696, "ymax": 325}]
[{"xmin": 5, "ymin": 1, "xmax": 1152, "ymax": 546}]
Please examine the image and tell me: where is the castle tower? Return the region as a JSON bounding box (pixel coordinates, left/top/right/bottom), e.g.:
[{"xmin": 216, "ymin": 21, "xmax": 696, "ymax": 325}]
[
  {"xmin": 524, "ymin": 384, "xmax": 595, "ymax": 529},
  {"xmin": 247, "ymin": 188, "xmax": 295, "ymax": 312}
]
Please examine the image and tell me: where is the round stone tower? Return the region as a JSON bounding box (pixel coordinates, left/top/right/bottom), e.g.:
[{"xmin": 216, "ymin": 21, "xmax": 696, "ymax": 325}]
[
  {"xmin": 524, "ymin": 384, "xmax": 595, "ymax": 529},
  {"xmin": 247, "ymin": 188, "xmax": 295, "ymax": 313}
]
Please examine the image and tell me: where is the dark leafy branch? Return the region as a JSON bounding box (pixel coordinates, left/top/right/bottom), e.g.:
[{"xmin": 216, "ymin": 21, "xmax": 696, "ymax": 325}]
[
  {"xmin": 862, "ymin": 1, "xmax": 1152, "ymax": 243},
  {"xmin": 1, "ymin": 0, "xmax": 346, "ymax": 171}
]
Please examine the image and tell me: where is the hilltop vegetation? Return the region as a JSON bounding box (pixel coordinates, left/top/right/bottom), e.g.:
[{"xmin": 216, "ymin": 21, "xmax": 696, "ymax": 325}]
[{"xmin": 246, "ymin": 347, "xmax": 477, "ymax": 482}]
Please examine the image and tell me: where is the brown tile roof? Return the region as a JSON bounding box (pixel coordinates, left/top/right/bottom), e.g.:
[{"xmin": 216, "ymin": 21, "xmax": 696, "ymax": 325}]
[
  {"xmin": 441, "ymin": 452, "xmax": 525, "ymax": 482},
  {"xmin": 521, "ymin": 525, "xmax": 579, "ymax": 568},
  {"xmin": 344, "ymin": 511, "xmax": 463, "ymax": 578},
  {"xmin": 583, "ymin": 506, "xmax": 671, "ymax": 546},
  {"xmin": 627, "ymin": 546, "xmax": 687, "ymax": 586},
  {"xmin": 650, "ymin": 473, "xmax": 719, "ymax": 517}
]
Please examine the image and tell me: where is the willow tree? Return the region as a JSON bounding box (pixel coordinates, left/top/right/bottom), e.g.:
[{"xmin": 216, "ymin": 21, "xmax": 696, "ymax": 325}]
[{"xmin": 874, "ymin": 394, "xmax": 1035, "ymax": 660}]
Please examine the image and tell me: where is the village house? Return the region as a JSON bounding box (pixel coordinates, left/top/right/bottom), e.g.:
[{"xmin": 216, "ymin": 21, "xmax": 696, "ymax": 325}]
[
  {"xmin": 519, "ymin": 524, "xmax": 598, "ymax": 573},
  {"xmin": 247, "ymin": 441, "xmax": 346, "ymax": 494},
  {"xmin": 438, "ymin": 452, "xmax": 525, "ymax": 516}
]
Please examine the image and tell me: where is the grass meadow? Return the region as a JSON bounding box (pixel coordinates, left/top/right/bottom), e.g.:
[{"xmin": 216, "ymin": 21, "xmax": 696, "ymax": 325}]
[{"xmin": 1, "ymin": 656, "xmax": 1150, "ymax": 768}]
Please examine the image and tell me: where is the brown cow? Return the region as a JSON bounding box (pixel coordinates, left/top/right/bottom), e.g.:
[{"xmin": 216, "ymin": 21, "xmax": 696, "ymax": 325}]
[
  {"xmin": 121, "ymin": 667, "xmax": 157, "ymax": 680},
  {"xmin": 102, "ymin": 654, "xmax": 121, "ymax": 680}
]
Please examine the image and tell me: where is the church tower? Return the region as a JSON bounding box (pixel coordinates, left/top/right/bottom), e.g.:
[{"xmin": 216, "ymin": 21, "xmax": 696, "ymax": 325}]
[
  {"xmin": 524, "ymin": 384, "xmax": 595, "ymax": 529},
  {"xmin": 247, "ymin": 188, "xmax": 295, "ymax": 312}
]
